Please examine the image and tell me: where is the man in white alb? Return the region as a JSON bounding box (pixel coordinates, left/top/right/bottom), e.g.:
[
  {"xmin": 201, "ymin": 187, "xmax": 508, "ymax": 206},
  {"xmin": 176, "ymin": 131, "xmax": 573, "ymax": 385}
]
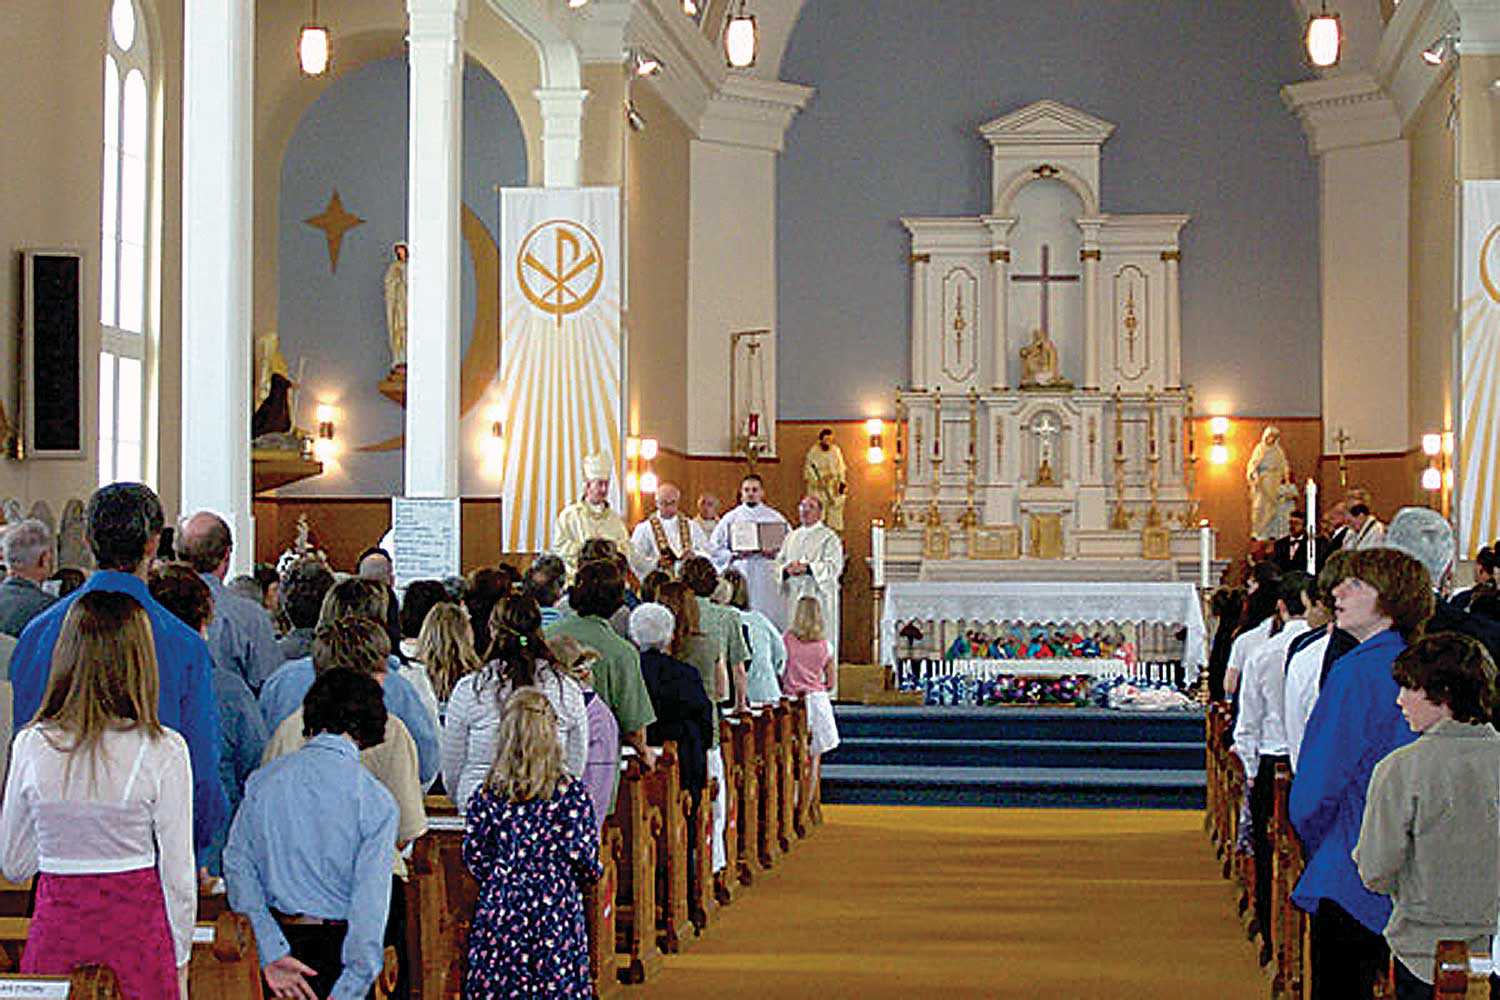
[
  {"xmin": 693, "ymin": 492, "xmax": 721, "ymax": 541},
  {"xmin": 775, "ymin": 494, "xmax": 844, "ymax": 667},
  {"xmin": 628, "ymin": 482, "xmax": 708, "ymax": 580},
  {"xmin": 709, "ymin": 475, "xmax": 790, "ymax": 629}
]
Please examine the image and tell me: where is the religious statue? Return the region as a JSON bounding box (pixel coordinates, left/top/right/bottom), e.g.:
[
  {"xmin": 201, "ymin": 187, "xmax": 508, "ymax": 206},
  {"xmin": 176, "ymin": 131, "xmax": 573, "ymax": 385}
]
[
  {"xmin": 254, "ymin": 329, "xmax": 289, "ymax": 411},
  {"xmin": 384, "ymin": 242, "xmax": 408, "ymax": 370},
  {"xmin": 803, "ymin": 428, "xmax": 848, "ymax": 531},
  {"xmin": 1019, "ymin": 328, "xmax": 1070, "ymax": 389},
  {"xmin": 1246, "ymin": 426, "xmax": 1290, "ymax": 540}
]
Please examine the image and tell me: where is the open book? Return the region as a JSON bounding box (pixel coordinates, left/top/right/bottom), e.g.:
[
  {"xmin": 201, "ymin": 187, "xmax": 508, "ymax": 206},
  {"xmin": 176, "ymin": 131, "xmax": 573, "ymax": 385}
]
[{"xmin": 730, "ymin": 520, "xmax": 788, "ymax": 555}]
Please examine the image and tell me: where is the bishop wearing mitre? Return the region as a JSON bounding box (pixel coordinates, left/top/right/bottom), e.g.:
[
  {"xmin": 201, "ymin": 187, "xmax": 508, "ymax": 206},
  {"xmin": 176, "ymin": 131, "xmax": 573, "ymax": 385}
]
[
  {"xmin": 710, "ymin": 474, "xmax": 791, "ymax": 629},
  {"xmin": 776, "ymin": 494, "xmax": 844, "ymax": 667},
  {"xmin": 628, "ymin": 481, "xmax": 708, "ymax": 580},
  {"xmin": 552, "ymin": 452, "xmax": 630, "ymax": 576}
]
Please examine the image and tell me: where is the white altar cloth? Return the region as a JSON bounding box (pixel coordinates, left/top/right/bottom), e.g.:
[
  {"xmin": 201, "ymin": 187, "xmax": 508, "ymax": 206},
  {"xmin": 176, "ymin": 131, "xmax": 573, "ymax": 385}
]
[
  {"xmin": 880, "ymin": 580, "xmax": 1206, "ymax": 670},
  {"xmin": 935, "ymin": 658, "xmax": 1129, "ymax": 678}
]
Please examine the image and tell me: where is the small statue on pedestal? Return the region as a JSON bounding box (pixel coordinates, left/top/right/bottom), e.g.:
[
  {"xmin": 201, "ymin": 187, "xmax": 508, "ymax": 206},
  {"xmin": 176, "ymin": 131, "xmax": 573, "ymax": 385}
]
[{"xmin": 1019, "ymin": 329, "xmax": 1073, "ymax": 390}]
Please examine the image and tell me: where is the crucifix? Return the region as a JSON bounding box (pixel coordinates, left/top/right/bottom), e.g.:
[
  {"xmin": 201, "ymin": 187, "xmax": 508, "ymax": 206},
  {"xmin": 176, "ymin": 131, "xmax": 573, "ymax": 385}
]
[
  {"xmin": 1011, "ymin": 244, "xmax": 1080, "ymax": 335},
  {"xmin": 1033, "ymin": 414, "xmax": 1061, "ymax": 486},
  {"xmin": 1334, "ymin": 427, "xmax": 1351, "ymax": 487}
]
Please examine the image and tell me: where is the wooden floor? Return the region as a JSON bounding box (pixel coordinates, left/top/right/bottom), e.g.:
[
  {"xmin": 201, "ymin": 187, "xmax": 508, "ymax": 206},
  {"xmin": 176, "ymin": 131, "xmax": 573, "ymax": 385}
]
[{"xmin": 646, "ymin": 805, "xmax": 1267, "ymax": 999}]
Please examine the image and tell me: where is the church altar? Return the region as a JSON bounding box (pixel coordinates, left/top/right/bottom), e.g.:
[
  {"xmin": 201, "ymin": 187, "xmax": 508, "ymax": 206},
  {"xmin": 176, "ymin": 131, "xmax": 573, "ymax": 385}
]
[
  {"xmin": 883, "ymin": 101, "xmax": 1203, "ymax": 569},
  {"xmin": 878, "ymin": 580, "xmax": 1207, "ymax": 671}
]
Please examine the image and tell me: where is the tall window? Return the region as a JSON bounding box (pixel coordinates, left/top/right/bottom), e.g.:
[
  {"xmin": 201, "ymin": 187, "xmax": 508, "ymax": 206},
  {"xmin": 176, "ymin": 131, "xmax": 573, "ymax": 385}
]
[{"xmin": 100, "ymin": 0, "xmax": 150, "ymax": 485}]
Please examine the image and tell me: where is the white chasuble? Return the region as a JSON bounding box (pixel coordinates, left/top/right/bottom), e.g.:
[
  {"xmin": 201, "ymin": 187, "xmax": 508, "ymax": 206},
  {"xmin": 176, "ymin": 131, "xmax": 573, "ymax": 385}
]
[
  {"xmin": 552, "ymin": 500, "xmax": 630, "ymax": 576},
  {"xmin": 776, "ymin": 523, "xmax": 845, "ymax": 666},
  {"xmin": 709, "ymin": 503, "xmax": 791, "ymax": 630},
  {"xmin": 628, "ymin": 514, "xmax": 709, "ymax": 580}
]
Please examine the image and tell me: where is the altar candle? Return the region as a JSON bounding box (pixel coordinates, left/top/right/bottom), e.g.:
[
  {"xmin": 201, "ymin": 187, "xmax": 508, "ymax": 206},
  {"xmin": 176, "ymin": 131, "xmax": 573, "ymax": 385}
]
[
  {"xmin": 747, "ymin": 412, "xmax": 760, "ymax": 437},
  {"xmin": 1305, "ymin": 478, "xmax": 1318, "ymax": 575},
  {"xmin": 1199, "ymin": 520, "xmax": 1212, "ymax": 590},
  {"xmin": 872, "ymin": 523, "xmax": 886, "ymax": 588}
]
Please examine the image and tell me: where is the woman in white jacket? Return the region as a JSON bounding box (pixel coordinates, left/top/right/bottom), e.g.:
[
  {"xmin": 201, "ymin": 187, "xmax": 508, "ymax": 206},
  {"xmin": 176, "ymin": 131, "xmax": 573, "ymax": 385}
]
[{"xmin": 440, "ymin": 594, "xmax": 588, "ymax": 814}]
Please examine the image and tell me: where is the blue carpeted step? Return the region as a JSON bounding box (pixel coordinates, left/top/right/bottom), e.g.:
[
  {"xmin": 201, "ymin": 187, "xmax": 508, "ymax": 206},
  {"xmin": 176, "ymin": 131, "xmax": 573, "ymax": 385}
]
[
  {"xmin": 833, "ymin": 705, "xmax": 1205, "ymax": 745},
  {"xmin": 821, "ymin": 763, "xmax": 1206, "ymax": 810},
  {"xmin": 828, "ymin": 736, "xmax": 1204, "ymax": 771}
]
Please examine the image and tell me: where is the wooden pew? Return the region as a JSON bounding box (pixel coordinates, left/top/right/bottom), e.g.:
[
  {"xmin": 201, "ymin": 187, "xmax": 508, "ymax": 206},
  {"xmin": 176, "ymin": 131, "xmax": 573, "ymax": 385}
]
[
  {"xmin": 189, "ymin": 911, "xmax": 266, "ymax": 999},
  {"xmin": 588, "ymin": 827, "xmax": 624, "ymax": 999},
  {"xmin": 726, "ymin": 711, "xmax": 763, "ymax": 885},
  {"xmin": 714, "ymin": 716, "xmax": 745, "ymax": 905},
  {"xmin": 773, "ymin": 700, "xmax": 797, "ymax": 853},
  {"xmin": 1433, "ymin": 940, "xmax": 1493, "ymax": 999},
  {"xmin": 643, "ymin": 743, "xmax": 692, "ymax": 954},
  {"xmin": 1271, "ymin": 762, "xmax": 1309, "ymax": 1000},
  {"xmin": 611, "ymin": 753, "xmax": 663, "ymax": 984},
  {"xmin": 0, "ymin": 966, "xmax": 121, "ymax": 998},
  {"xmin": 687, "ymin": 774, "xmax": 718, "ymax": 933},
  {"xmin": 790, "ymin": 697, "xmax": 814, "ymax": 839},
  {"xmin": 0, "ymin": 881, "xmax": 29, "ymax": 920},
  {"xmin": 751, "ymin": 708, "xmax": 782, "ymax": 871}
]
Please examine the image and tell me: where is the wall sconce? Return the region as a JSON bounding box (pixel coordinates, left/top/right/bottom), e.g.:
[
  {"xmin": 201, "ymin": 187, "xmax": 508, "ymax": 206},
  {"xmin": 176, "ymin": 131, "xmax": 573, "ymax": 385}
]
[
  {"xmin": 1305, "ymin": 1, "xmax": 1342, "ymax": 68},
  {"xmin": 624, "ymin": 436, "xmax": 659, "ymax": 495},
  {"xmin": 1421, "ymin": 432, "xmax": 1445, "ymax": 502},
  {"xmin": 866, "ymin": 418, "xmax": 886, "ymax": 464},
  {"xmin": 298, "ymin": 0, "xmax": 329, "ymax": 76},
  {"xmin": 724, "ymin": 0, "xmax": 758, "ymax": 68},
  {"xmin": 313, "ymin": 403, "xmax": 338, "ymax": 463},
  {"xmin": 1208, "ymin": 416, "xmax": 1230, "ymax": 466}
]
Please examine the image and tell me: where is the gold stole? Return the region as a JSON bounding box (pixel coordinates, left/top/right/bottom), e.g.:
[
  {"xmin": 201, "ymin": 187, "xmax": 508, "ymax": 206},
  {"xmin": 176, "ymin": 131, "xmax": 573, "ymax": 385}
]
[{"xmin": 649, "ymin": 514, "xmax": 693, "ymax": 563}]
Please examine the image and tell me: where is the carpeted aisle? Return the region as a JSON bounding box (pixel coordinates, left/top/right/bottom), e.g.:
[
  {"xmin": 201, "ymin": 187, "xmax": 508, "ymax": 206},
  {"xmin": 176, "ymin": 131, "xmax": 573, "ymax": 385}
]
[{"xmin": 647, "ymin": 804, "xmax": 1266, "ymax": 999}]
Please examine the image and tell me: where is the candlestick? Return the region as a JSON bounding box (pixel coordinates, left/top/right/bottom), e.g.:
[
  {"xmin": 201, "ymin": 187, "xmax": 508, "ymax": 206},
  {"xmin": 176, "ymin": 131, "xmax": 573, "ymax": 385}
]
[
  {"xmin": 1305, "ymin": 478, "xmax": 1318, "ymax": 575},
  {"xmin": 1199, "ymin": 519, "xmax": 1212, "ymax": 590}
]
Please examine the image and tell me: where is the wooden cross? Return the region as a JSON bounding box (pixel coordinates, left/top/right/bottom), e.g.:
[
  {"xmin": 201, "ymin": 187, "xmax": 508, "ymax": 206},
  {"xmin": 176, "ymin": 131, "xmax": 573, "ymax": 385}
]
[{"xmin": 1011, "ymin": 244, "xmax": 1080, "ymax": 335}]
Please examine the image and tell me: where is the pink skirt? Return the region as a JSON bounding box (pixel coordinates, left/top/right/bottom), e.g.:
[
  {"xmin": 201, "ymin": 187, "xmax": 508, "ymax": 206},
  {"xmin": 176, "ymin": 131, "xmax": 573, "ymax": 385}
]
[{"xmin": 23, "ymin": 867, "xmax": 178, "ymax": 1000}]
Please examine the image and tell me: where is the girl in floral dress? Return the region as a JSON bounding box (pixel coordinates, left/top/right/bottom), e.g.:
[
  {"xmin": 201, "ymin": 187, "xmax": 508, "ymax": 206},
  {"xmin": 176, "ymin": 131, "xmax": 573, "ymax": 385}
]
[{"xmin": 463, "ymin": 688, "xmax": 601, "ymax": 998}]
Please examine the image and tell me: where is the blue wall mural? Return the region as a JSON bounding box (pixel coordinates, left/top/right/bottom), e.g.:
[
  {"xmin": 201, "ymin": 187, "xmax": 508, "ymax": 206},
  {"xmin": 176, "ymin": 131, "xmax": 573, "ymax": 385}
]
[
  {"xmin": 277, "ymin": 55, "xmax": 528, "ymax": 496},
  {"xmin": 776, "ymin": 0, "xmax": 1320, "ymax": 419}
]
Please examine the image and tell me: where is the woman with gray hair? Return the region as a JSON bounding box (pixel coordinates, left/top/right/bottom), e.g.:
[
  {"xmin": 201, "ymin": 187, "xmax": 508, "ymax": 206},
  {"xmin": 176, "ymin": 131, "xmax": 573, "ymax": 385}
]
[{"xmin": 628, "ymin": 602, "xmax": 713, "ymax": 796}]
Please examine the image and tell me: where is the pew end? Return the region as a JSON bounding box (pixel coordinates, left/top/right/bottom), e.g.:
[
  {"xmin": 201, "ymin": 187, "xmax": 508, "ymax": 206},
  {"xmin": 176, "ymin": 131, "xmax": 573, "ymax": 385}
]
[{"xmin": 0, "ymin": 965, "xmax": 122, "ymax": 999}]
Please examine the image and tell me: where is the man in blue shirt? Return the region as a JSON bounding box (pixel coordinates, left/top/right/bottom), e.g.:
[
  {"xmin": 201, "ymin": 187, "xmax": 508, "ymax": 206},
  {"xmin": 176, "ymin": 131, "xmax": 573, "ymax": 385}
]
[
  {"xmin": 9, "ymin": 483, "xmax": 228, "ymax": 852},
  {"xmin": 259, "ymin": 578, "xmax": 439, "ymax": 785},
  {"xmin": 177, "ymin": 511, "xmax": 284, "ymax": 692},
  {"xmin": 225, "ymin": 668, "xmax": 398, "ymax": 1000}
]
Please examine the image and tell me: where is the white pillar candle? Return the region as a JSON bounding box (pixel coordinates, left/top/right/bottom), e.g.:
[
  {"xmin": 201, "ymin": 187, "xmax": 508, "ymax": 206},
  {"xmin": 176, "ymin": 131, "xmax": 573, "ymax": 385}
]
[
  {"xmin": 1305, "ymin": 478, "xmax": 1318, "ymax": 574},
  {"xmin": 872, "ymin": 523, "xmax": 886, "ymax": 588},
  {"xmin": 1199, "ymin": 520, "xmax": 1212, "ymax": 590}
]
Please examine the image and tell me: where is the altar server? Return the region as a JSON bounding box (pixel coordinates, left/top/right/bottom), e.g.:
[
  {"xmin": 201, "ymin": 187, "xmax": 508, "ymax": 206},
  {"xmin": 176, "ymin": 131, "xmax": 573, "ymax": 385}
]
[
  {"xmin": 628, "ymin": 481, "xmax": 709, "ymax": 580},
  {"xmin": 709, "ymin": 475, "xmax": 791, "ymax": 629},
  {"xmin": 775, "ymin": 495, "xmax": 845, "ymax": 670},
  {"xmin": 552, "ymin": 453, "xmax": 630, "ymax": 577}
]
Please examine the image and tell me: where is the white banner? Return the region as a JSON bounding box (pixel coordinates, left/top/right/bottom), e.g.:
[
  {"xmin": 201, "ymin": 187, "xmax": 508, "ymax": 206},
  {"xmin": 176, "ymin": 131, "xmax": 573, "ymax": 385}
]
[
  {"xmin": 1461, "ymin": 181, "xmax": 1500, "ymax": 555},
  {"xmin": 499, "ymin": 188, "xmax": 622, "ymax": 551}
]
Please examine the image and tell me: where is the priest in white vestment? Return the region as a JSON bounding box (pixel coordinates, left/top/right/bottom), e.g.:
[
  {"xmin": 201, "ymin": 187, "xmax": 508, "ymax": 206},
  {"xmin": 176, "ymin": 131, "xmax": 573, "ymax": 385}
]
[
  {"xmin": 628, "ymin": 482, "xmax": 709, "ymax": 580},
  {"xmin": 776, "ymin": 494, "xmax": 844, "ymax": 667},
  {"xmin": 693, "ymin": 492, "xmax": 721, "ymax": 541},
  {"xmin": 552, "ymin": 452, "xmax": 630, "ymax": 576},
  {"xmin": 709, "ymin": 475, "xmax": 791, "ymax": 630}
]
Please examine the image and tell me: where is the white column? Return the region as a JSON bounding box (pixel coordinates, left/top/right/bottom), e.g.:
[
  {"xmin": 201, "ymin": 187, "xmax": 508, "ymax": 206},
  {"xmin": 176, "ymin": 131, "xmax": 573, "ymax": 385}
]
[
  {"xmin": 534, "ymin": 87, "xmax": 587, "ymax": 187},
  {"xmin": 1163, "ymin": 250, "xmax": 1182, "ymax": 387},
  {"xmin": 406, "ymin": 0, "xmax": 467, "ymax": 498},
  {"xmin": 989, "ymin": 250, "xmax": 1009, "ymax": 390},
  {"xmin": 1081, "ymin": 248, "xmax": 1101, "ymax": 389},
  {"xmin": 910, "ymin": 254, "xmax": 929, "ymax": 389},
  {"xmin": 182, "ymin": 0, "xmax": 254, "ymax": 573},
  {"xmin": 1283, "ymin": 74, "xmax": 1409, "ymax": 455}
]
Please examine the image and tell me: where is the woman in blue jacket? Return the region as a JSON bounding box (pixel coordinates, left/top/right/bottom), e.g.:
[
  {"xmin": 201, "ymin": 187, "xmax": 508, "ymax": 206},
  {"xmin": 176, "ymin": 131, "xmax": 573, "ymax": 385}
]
[{"xmin": 1290, "ymin": 547, "xmax": 1435, "ymax": 998}]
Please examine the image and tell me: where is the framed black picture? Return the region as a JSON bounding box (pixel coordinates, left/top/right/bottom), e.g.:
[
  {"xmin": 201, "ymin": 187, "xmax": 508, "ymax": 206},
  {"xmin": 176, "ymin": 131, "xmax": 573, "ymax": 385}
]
[{"xmin": 22, "ymin": 249, "xmax": 84, "ymax": 458}]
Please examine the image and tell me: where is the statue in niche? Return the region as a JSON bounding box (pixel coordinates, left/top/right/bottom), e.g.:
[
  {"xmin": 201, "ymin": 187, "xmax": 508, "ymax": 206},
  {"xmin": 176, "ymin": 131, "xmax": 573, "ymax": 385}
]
[
  {"xmin": 1019, "ymin": 328, "xmax": 1071, "ymax": 389},
  {"xmin": 254, "ymin": 329, "xmax": 289, "ymax": 411},
  {"xmin": 1246, "ymin": 426, "xmax": 1290, "ymax": 540},
  {"xmin": 384, "ymin": 241, "xmax": 408, "ymax": 371}
]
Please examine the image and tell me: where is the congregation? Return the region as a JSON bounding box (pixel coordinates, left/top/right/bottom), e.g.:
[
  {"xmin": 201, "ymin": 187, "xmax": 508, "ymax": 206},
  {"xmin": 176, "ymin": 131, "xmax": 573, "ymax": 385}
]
[
  {"xmin": 1216, "ymin": 493, "xmax": 1500, "ymax": 997},
  {"xmin": 0, "ymin": 466, "xmax": 843, "ymax": 999}
]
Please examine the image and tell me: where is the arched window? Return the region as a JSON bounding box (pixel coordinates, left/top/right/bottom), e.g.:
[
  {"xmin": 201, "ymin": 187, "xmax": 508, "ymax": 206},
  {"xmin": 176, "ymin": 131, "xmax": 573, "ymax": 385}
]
[{"xmin": 99, "ymin": 0, "xmax": 151, "ymax": 485}]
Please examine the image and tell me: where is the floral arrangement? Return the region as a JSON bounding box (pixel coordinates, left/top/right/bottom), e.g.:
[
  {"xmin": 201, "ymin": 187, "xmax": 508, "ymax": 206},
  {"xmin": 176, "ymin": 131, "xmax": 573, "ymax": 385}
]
[{"xmin": 942, "ymin": 624, "xmax": 1134, "ymax": 663}]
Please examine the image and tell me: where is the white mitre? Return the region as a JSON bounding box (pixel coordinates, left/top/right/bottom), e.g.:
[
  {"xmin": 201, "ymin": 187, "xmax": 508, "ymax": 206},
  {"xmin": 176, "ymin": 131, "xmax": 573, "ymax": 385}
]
[{"xmin": 583, "ymin": 451, "xmax": 612, "ymax": 482}]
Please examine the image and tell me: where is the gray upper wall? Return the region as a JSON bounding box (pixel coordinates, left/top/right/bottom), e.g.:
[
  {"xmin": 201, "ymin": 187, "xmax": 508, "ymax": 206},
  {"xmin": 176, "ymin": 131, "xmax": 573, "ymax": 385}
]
[{"xmin": 775, "ymin": 0, "xmax": 1321, "ymax": 419}]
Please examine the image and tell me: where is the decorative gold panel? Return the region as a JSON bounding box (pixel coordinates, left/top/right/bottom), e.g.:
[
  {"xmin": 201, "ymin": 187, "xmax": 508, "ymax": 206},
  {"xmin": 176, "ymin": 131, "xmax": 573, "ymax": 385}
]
[
  {"xmin": 968, "ymin": 525, "xmax": 1021, "ymax": 560},
  {"xmin": 1027, "ymin": 513, "xmax": 1064, "ymax": 560},
  {"xmin": 922, "ymin": 524, "xmax": 951, "ymax": 561},
  {"xmin": 1141, "ymin": 525, "xmax": 1172, "ymax": 560}
]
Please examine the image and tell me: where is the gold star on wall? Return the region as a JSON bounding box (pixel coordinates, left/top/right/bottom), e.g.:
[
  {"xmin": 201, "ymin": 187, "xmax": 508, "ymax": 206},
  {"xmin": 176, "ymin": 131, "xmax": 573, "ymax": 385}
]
[{"xmin": 304, "ymin": 189, "xmax": 365, "ymax": 272}]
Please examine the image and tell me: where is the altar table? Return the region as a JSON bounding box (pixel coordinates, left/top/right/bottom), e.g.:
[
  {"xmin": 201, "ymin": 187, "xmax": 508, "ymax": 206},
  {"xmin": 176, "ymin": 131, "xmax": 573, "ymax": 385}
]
[{"xmin": 879, "ymin": 580, "xmax": 1207, "ymax": 671}]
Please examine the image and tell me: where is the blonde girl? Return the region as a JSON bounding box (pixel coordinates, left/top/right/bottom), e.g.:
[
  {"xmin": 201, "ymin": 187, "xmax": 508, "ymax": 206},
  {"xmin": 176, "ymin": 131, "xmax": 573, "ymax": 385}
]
[
  {"xmin": 781, "ymin": 595, "xmax": 840, "ymax": 784},
  {"xmin": 417, "ymin": 601, "xmax": 482, "ymax": 708},
  {"xmin": 462, "ymin": 689, "xmax": 601, "ymax": 998}
]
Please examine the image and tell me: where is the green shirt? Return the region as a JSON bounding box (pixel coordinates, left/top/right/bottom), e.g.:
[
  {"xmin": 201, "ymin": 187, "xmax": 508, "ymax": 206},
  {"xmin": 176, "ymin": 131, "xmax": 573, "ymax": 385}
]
[
  {"xmin": 546, "ymin": 614, "xmax": 656, "ymax": 734},
  {"xmin": 696, "ymin": 597, "xmax": 749, "ymax": 669}
]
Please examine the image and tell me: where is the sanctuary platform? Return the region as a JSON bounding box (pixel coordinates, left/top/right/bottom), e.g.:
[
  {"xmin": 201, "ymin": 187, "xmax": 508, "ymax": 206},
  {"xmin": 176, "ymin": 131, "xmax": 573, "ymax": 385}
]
[{"xmin": 823, "ymin": 705, "xmax": 1205, "ymax": 810}]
